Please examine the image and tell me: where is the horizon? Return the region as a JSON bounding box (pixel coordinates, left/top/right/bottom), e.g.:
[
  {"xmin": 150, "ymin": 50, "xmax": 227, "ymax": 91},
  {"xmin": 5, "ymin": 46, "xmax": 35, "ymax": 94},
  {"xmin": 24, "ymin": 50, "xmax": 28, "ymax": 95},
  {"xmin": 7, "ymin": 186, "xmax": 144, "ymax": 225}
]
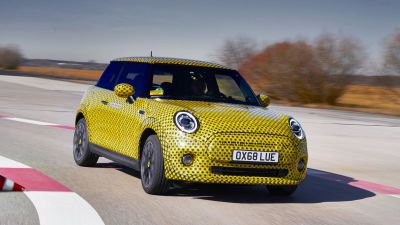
[{"xmin": 1, "ymin": 0, "xmax": 400, "ymax": 75}]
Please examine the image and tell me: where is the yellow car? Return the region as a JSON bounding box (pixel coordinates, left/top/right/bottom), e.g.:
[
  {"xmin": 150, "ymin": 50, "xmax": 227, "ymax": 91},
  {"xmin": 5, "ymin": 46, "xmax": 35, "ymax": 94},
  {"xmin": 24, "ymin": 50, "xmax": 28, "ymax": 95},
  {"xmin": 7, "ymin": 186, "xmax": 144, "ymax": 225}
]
[{"xmin": 73, "ymin": 57, "xmax": 308, "ymax": 195}]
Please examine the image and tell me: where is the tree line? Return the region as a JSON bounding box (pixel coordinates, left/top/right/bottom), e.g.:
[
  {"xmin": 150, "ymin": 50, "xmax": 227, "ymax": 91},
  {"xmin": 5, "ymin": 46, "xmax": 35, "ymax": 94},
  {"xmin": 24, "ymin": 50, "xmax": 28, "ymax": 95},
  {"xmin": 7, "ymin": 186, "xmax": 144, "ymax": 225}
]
[{"xmin": 214, "ymin": 31, "xmax": 400, "ymax": 104}]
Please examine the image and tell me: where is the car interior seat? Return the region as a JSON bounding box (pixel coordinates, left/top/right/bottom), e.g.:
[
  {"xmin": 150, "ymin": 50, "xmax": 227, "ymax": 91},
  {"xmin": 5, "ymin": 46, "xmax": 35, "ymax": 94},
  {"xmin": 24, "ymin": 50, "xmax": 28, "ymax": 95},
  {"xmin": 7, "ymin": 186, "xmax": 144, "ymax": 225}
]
[{"xmin": 160, "ymin": 82, "xmax": 174, "ymax": 96}]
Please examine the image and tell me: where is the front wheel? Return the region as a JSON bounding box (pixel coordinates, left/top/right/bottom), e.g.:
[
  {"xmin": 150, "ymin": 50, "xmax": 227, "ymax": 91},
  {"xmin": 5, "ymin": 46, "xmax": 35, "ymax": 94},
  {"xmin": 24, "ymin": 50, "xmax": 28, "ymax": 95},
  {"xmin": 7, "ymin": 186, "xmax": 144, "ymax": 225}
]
[
  {"xmin": 140, "ymin": 135, "xmax": 169, "ymax": 195},
  {"xmin": 73, "ymin": 118, "xmax": 98, "ymax": 166},
  {"xmin": 266, "ymin": 185, "xmax": 298, "ymax": 196}
]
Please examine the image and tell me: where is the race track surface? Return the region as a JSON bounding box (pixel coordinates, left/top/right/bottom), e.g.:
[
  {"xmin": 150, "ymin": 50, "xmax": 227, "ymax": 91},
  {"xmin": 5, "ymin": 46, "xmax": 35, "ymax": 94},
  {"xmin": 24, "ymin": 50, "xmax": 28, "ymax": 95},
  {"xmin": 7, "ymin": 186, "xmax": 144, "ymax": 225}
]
[{"xmin": 0, "ymin": 75, "xmax": 399, "ymax": 225}]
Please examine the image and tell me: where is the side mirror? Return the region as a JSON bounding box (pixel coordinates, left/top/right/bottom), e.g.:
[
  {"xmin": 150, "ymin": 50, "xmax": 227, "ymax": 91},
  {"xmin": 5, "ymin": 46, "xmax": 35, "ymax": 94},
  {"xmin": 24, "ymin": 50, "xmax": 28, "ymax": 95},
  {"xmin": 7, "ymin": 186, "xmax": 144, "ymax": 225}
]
[
  {"xmin": 257, "ymin": 94, "xmax": 270, "ymax": 107},
  {"xmin": 114, "ymin": 83, "xmax": 135, "ymax": 99}
]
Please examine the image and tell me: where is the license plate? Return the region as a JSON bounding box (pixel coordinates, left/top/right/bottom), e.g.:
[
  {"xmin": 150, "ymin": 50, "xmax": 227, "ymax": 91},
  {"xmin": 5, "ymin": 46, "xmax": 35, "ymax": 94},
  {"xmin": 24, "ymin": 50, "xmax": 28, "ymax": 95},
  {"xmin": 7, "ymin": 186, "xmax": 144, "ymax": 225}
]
[{"xmin": 232, "ymin": 150, "xmax": 279, "ymax": 164}]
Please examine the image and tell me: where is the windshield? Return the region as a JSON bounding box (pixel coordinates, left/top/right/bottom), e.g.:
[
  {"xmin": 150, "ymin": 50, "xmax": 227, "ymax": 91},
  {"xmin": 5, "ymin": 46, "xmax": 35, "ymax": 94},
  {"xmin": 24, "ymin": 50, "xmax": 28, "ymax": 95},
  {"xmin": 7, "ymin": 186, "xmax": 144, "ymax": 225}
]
[{"xmin": 150, "ymin": 64, "xmax": 259, "ymax": 106}]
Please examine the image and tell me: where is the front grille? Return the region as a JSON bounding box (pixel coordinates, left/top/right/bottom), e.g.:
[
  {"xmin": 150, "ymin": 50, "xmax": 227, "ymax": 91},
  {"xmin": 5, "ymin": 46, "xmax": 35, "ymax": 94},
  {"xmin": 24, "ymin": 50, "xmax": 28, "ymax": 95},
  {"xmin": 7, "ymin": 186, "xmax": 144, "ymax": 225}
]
[{"xmin": 211, "ymin": 166, "xmax": 288, "ymax": 178}]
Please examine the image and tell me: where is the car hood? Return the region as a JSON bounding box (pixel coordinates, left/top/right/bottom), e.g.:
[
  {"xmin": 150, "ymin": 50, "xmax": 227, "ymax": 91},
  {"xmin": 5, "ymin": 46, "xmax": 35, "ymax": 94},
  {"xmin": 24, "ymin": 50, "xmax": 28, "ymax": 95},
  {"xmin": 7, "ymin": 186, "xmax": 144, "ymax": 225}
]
[{"xmin": 154, "ymin": 99, "xmax": 291, "ymax": 136}]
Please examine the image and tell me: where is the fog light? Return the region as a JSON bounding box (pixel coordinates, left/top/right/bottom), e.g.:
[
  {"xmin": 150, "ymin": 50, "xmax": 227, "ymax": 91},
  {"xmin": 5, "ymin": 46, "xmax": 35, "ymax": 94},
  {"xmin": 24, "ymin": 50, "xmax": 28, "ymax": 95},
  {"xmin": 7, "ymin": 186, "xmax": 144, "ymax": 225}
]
[
  {"xmin": 182, "ymin": 154, "xmax": 193, "ymax": 166},
  {"xmin": 297, "ymin": 159, "xmax": 305, "ymax": 172}
]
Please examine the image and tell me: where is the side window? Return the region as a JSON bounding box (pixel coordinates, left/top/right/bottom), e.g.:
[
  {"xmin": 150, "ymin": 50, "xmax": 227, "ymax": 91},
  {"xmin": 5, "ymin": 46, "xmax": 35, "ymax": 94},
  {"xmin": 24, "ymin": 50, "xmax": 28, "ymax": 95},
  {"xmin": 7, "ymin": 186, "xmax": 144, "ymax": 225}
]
[
  {"xmin": 150, "ymin": 70, "xmax": 173, "ymax": 96},
  {"xmin": 116, "ymin": 63, "xmax": 149, "ymax": 97},
  {"xmin": 96, "ymin": 63, "xmax": 123, "ymax": 90}
]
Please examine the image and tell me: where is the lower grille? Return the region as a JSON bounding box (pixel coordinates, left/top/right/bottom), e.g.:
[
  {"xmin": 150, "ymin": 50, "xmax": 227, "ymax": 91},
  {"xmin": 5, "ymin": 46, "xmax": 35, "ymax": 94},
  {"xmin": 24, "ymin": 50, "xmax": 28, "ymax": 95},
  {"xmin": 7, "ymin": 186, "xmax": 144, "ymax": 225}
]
[{"xmin": 211, "ymin": 166, "xmax": 288, "ymax": 178}]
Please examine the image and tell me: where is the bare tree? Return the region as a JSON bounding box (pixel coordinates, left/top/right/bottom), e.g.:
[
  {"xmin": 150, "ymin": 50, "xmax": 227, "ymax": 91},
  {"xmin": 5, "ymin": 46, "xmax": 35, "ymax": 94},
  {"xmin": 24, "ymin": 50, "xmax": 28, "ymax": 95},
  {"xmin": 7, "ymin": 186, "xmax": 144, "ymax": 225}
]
[
  {"xmin": 240, "ymin": 34, "xmax": 366, "ymax": 104},
  {"xmin": 312, "ymin": 34, "xmax": 365, "ymax": 103},
  {"xmin": 0, "ymin": 45, "xmax": 23, "ymax": 69},
  {"xmin": 240, "ymin": 41, "xmax": 327, "ymax": 103},
  {"xmin": 214, "ymin": 37, "xmax": 257, "ymax": 69},
  {"xmin": 313, "ymin": 33, "xmax": 364, "ymax": 75},
  {"xmin": 384, "ymin": 31, "xmax": 400, "ymax": 75}
]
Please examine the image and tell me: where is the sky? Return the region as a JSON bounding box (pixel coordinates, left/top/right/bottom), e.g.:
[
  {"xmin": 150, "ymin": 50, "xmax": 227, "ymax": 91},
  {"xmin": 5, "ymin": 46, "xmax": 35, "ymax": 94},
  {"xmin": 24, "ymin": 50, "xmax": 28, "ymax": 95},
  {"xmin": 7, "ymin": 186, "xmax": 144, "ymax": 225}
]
[{"xmin": 0, "ymin": 0, "xmax": 399, "ymax": 72}]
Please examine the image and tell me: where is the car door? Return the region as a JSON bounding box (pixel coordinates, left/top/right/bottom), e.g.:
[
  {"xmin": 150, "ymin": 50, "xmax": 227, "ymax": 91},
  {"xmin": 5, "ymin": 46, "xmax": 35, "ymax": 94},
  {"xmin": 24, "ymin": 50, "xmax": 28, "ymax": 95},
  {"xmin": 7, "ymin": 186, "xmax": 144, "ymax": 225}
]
[
  {"xmin": 103, "ymin": 62, "xmax": 151, "ymax": 158},
  {"xmin": 86, "ymin": 62, "xmax": 123, "ymax": 150}
]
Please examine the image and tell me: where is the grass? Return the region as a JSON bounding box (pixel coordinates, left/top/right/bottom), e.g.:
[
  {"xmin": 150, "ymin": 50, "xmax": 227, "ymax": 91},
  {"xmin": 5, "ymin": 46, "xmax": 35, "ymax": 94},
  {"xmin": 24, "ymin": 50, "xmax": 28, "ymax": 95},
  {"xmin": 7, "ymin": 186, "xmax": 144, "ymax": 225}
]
[
  {"xmin": 11, "ymin": 66, "xmax": 400, "ymax": 117},
  {"xmin": 336, "ymin": 85, "xmax": 400, "ymax": 116},
  {"xmin": 17, "ymin": 66, "xmax": 102, "ymax": 80}
]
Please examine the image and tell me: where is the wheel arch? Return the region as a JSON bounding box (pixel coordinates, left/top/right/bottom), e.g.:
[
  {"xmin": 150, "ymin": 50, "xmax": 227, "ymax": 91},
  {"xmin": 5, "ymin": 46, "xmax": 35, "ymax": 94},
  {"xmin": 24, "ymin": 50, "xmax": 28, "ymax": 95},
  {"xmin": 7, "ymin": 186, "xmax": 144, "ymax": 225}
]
[
  {"xmin": 139, "ymin": 128, "xmax": 157, "ymax": 159},
  {"xmin": 75, "ymin": 112, "xmax": 85, "ymax": 125},
  {"xmin": 138, "ymin": 117, "xmax": 164, "ymax": 159}
]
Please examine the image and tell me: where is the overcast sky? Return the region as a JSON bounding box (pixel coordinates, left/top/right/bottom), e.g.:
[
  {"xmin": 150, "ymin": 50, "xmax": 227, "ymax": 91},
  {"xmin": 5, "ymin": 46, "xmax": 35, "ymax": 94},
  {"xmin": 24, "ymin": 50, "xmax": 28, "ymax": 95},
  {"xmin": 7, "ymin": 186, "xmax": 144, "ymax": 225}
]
[{"xmin": 0, "ymin": 0, "xmax": 399, "ymax": 70}]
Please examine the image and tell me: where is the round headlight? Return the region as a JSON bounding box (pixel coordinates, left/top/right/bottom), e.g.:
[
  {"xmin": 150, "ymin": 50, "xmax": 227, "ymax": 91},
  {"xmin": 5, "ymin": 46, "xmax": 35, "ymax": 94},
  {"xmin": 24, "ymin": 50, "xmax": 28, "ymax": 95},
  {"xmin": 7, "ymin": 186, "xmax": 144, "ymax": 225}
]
[
  {"xmin": 289, "ymin": 117, "xmax": 304, "ymax": 139},
  {"xmin": 174, "ymin": 111, "xmax": 199, "ymax": 133}
]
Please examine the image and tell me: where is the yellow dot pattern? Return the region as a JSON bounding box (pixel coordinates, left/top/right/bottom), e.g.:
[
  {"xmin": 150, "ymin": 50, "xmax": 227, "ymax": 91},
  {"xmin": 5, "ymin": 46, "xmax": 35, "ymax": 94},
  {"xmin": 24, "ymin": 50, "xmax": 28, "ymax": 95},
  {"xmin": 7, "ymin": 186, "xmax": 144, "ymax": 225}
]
[
  {"xmin": 77, "ymin": 64, "xmax": 308, "ymax": 186},
  {"xmin": 258, "ymin": 94, "xmax": 270, "ymax": 107},
  {"xmin": 114, "ymin": 83, "xmax": 134, "ymax": 98},
  {"xmin": 78, "ymin": 86, "xmax": 151, "ymax": 160},
  {"xmin": 78, "ymin": 91, "xmax": 307, "ymax": 186},
  {"xmin": 150, "ymin": 100, "xmax": 308, "ymax": 185},
  {"xmin": 112, "ymin": 57, "xmax": 228, "ymax": 69}
]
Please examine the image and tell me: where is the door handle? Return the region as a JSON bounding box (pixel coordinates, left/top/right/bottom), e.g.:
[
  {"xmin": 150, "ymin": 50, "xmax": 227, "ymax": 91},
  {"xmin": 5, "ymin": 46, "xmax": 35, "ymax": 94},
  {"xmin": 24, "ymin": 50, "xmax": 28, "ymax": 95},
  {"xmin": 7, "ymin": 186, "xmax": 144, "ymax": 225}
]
[{"xmin": 101, "ymin": 100, "xmax": 109, "ymax": 105}]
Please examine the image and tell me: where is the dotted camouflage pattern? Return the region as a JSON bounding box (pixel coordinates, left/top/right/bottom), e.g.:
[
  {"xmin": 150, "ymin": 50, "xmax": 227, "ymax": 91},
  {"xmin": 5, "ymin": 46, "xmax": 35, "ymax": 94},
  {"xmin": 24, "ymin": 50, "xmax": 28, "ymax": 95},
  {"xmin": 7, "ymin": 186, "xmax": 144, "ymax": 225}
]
[
  {"xmin": 77, "ymin": 86, "xmax": 308, "ymax": 185},
  {"xmin": 114, "ymin": 83, "xmax": 134, "ymax": 98},
  {"xmin": 112, "ymin": 57, "xmax": 228, "ymax": 69}
]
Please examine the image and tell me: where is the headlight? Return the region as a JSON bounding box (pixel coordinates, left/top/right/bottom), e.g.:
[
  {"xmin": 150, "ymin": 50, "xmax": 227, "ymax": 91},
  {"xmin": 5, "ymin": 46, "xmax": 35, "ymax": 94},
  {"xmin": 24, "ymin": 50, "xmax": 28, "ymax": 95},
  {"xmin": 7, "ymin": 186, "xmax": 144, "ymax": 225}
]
[
  {"xmin": 289, "ymin": 117, "xmax": 304, "ymax": 139},
  {"xmin": 174, "ymin": 111, "xmax": 199, "ymax": 133}
]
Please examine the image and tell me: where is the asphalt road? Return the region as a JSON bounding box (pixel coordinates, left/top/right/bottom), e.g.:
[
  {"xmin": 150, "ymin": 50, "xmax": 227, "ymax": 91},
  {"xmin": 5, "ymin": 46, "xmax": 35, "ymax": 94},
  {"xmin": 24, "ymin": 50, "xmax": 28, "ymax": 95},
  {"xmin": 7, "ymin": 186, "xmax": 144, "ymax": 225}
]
[{"xmin": 0, "ymin": 75, "xmax": 399, "ymax": 225}]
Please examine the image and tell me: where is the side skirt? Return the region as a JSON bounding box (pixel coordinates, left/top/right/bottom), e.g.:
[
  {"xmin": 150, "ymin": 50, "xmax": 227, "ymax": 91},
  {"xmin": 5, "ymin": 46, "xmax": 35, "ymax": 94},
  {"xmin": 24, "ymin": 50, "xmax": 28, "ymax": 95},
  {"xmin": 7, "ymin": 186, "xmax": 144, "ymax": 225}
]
[{"xmin": 89, "ymin": 143, "xmax": 140, "ymax": 171}]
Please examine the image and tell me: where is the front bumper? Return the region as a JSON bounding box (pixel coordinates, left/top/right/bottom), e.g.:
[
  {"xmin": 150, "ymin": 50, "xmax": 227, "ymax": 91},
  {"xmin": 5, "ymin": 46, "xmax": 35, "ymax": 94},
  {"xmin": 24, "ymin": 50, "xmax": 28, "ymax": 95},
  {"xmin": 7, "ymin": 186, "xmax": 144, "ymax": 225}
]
[{"xmin": 163, "ymin": 132, "xmax": 308, "ymax": 185}]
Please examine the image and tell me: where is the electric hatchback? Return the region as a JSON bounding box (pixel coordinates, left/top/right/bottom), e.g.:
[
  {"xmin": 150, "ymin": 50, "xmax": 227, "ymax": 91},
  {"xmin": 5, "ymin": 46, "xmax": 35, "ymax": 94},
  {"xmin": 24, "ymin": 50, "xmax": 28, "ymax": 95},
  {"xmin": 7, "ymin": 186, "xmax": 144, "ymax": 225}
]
[{"xmin": 73, "ymin": 57, "xmax": 308, "ymax": 195}]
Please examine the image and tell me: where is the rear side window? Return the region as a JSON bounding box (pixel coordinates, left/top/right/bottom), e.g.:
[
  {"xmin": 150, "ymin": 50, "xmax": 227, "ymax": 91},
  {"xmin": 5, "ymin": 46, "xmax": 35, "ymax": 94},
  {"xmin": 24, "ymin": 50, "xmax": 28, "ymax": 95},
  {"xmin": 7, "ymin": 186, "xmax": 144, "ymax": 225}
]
[
  {"xmin": 116, "ymin": 63, "xmax": 149, "ymax": 98},
  {"xmin": 96, "ymin": 62, "xmax": 123, "ymax": 90}
]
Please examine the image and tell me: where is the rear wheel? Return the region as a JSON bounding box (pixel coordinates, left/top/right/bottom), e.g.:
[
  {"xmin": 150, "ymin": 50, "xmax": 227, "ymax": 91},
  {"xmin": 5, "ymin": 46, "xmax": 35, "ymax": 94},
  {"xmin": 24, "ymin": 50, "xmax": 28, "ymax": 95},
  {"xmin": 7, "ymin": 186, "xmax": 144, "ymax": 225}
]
[
  {"xmin": 73, "ymin": 118, "xmax": 98, "ymax": 166},
  {"xmin": 266, "ymin": 185, "xmax": 298, "ymax": 196},
  {"xmin": 140, "ymin": 135, "xmax": 169, "ymax": 195}
]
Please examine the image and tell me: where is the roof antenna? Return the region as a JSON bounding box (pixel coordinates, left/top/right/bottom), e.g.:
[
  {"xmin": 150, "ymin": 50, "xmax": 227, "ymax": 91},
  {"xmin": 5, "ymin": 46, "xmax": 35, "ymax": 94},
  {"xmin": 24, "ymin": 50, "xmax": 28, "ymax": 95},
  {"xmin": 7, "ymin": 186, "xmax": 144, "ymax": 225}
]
[{"xmin": 150, "ymin": 51, "xmax": 153, "ymax": 57}]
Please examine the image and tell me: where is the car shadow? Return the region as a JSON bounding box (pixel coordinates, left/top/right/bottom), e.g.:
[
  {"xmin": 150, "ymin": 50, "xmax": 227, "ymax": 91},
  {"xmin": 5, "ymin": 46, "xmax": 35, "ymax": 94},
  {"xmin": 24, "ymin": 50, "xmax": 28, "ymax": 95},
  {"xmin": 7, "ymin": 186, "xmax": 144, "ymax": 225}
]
[
  {"xmin": 97, "ymin": 162, "xmax": 141, "ymax": 178},
  {"xmin": 96, "ymin": 163, "xmax": 376, "ymax": 204}
]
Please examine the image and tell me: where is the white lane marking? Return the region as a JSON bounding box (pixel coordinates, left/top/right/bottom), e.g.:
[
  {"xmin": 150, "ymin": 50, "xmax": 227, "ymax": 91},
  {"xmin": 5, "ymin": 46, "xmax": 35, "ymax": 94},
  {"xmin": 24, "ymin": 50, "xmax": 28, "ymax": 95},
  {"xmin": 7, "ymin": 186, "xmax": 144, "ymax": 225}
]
[
  {"xmin": 390, "ymin": 195, "xmax": 400, "ymax": 199},
  {"xmin": 0, "ymin": 155, "xmax": 30, "ymax": 168},
  {"xmin": 1, "ymin": 116, "xmax": 75, "ymax": 130},
  {"xmin": 0, "ymin": 155, "xmax": 104, "ymax": 224},
  {"xmin": 25, "ymin": 192, "xmax": 105, "ymax": 225},
  {"xmin": 5, "ymin": 117, "xmax": 58, "ymax": 126}
]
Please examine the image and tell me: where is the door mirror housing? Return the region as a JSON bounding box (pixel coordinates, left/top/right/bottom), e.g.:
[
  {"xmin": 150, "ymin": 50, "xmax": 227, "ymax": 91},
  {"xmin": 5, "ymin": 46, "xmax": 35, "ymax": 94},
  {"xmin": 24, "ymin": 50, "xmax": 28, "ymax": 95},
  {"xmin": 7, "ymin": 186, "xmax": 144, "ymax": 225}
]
[
  {"xmin": 257, "ymin": 94, "xmax": 270, "ymax": 107},
  {"xmin": 114, "ymin": 83, "xmax": 135, "ymax": 99}
]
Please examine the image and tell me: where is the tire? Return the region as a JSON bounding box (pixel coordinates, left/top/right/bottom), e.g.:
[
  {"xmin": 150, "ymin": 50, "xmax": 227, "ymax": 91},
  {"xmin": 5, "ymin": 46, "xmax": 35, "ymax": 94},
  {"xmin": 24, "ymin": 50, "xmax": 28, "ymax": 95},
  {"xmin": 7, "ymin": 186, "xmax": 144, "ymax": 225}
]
[
  {"xmin": 140, "ymin": 135, "xmax": 169, "ymax": 195},
  {"xmin": 266, "ymin": 185, "xmax": 298, "ymax": 196},
  {"xmin": 73, "ymin": 118, "xmax": 99, "ymax": 166}
]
